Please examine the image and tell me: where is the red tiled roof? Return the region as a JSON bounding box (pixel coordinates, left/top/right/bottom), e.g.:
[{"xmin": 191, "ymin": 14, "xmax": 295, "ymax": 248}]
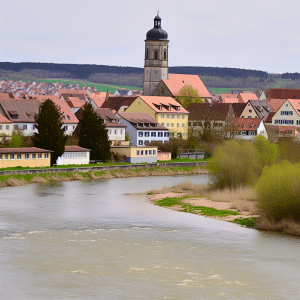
[
  {"xmin": 162, "ymin": 74, "xmax": 211, "ymax": 98},
  {"xmin": 232, "ymin": 118, "xmax": 262, "ymax": 131},
  {"xmin": 0, "ymin": 147, "xmax": 52, "ymax": 154},
  {"xmin": 268, "ymin": 99, "xmax": 286, "ymax": 112},
  {"xmin": 231, "ymin": 103, "xmax": 247, "ymax": 117},
  {"xmin": 138, "ymin": 96, "xmax": 189, "ymax": 114},
  {"xmin": 95, "ymin": 108, "xmax": 126, "ymax": 128},
  {"xmin": 101, "ymin": 96, "xmax": 138, "ymax": 111},
  {"xmin": 264, "ymin": 89, "xmax": 300, "ymax": 100},
  {"xmin": 237, "ymin": 93, "xmax": 258, "ymax": 103},
  {"xmin": 265, "ymin": 112, "xmax": 275, "ymax": 123},
  {"xmin": 187, "ymin": 103, "xmax": 233, "ymax": 121},
  {"xmin": 0, "ymin": 114, "xmax": 12, "ymax": 123},
  {"xmin": 66, "ymin": 97, "xmax": 86, "ymax": 108}
]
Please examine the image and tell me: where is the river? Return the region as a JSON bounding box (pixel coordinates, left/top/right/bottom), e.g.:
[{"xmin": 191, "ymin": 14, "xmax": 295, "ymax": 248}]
[{"xmin": 0, "ymin": 175, "xmax": 300, "ymax": 299}]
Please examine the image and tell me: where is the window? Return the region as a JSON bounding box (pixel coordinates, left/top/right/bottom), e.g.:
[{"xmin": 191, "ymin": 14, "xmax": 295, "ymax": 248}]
[
  {"xmin": 144, "ymin": 140, "xmax": 149, "ymax": 145},
  {"xmin": 25, "ymin": 154, "xmax": 29, "ymax": 160},
  {"xmin": 161, "ymin": 114, "xmax": 165, "ymax": 118},
  {"xmin": 38, "ymin": 153, "xmax": 42, "ymax": 159},
  {"xmin": 182, "ymin": 115, "xmax": 185, "ymax": 119},
  {"xmin": 155, "ymin": 51, "xmax": 158, "ymax": 60},
  {"xmin": 146, "ymin": 50, "xmax": 149, "ymax": 59},
  {"xmin": 164, "ymin": 51, "xmax": 167, "ymax": 59},
  {"xmin": 158, "ymin": 132, "xmax": 163, "ymax": 137},
  {"xmin": 171, "ymin": 123, "xmax": 174, "ymax": 127},
  {"xmin": 10, "ymin": 154, "xmax": 15, "ymax": 160},
  {"xmin": 177, "ymin": 123, "xmax": 180, "ymax": 127},
  {"xmin": 167, "ymin": 123, "xmax": 170, "ymax": 128},
  {"xmin": 171, "ymin": 115, "xmax": 175, "ymax": 119},
  {"xmin": 138, "ymin": 140, "xmax": 143, "ymax": 145},
  {"xmin": 6, "ymin": 125, "xmax": 10, "ymax": 130},
  {"xmin": 17, "ymin": 154, "xmax": 21, "ymax": 160},
  {"xmin": 141, "ymin": 150, "xmax": 144, "ymax": 155},
  {"xmin": 145, "ymin": 150, "xmax": 148, "ymax": 155},
  {"xmin": 138, "ymin": 132, "xmax": 143, "ymax": 137},
  {"xmin": 73, "ymin": 125, "xmax": 75, "ymax": 130},
  {"xmin": 153, "ymin": 150, "xmax": 156, "ymax": 155},
  {"xmin": 14, "ymin": 125, "xmax": 18, "ymax": 130},
  {"xmin": 138, "ymin": 102, "xmax": 141, "ymax": 105},
  {"xmin": 23, "ymin": 124, "xmax": 27, "ymax": 130},
  {"xmin": 120, "ymin": 130, "xmax": 123, "ymax": 135},
  {"xmin": 115, "ymin": 130, "xmax": 117, "ymax": 135},
  {"xmin": 182, "ymin": 123, "xmax": 185, "ymax": 127},
  {"xmin": 5, "ymin": 154, "xmax": 8, "ymax": 160},
  {"xmin": 149, "ymin": 150, "xmax": 152, "ymax": 155},
  {"xmin": 109, "ymin": 130, "xmax": 112, "ymax": 134},
  {"xmin": 32, "ymin": 154, "xmax": 36, "ymax": 159},
  {"xmin": 161, "ymin": 123, "xmax": 165, "ymax": 126},
  {"xmin": 45, "ymin": 153, "xmax": 49, "ymax": 158},
  {"xmin": 151, "ymin": 132, "xmax": 156, "ymax": 137},
  {"xmin": 136, "ymin": 150, "xmax": 140, "ymax": 156},
  {"xmin": 164, "ymin": 132, "xmax": 169, "ymax": 137},
  {"xmin": 0, "ymin": 125, "xmax": 2, "ymax": 130},
  {"xmin": 167, "ymin": 114, "xmax": 170, "ymax": 119},
  {"xmin": 145, "ymin": 132, "xmax": 150, "ymax": 137},
  {"xmin": 177, "ymin": 115, "xmax": 180, "ymax": 119},
  {"xmin": 64, "ymin": 125, "xmax": 68, "ymax": 131}
]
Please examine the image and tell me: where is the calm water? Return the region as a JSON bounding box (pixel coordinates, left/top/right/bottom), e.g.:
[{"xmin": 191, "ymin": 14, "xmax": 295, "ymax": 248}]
[{"xmin": 0, "ymin": 175, "xmax": 300, "ymax": 300}]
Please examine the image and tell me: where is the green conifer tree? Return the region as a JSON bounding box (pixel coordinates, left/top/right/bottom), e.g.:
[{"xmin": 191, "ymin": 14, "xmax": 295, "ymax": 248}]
[
  {"xmin": 78, "ymin": 103, "xmax": 110, "ymax": 162},
  {"xmin": 32, "ymin": 99, "xmax": 67, "ymax": 165}
]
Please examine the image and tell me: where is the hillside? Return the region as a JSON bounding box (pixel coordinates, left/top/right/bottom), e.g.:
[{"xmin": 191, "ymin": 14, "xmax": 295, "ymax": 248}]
[{"xmin": 1, "ymin": 62, "xmax": 300, "ymax": 91}]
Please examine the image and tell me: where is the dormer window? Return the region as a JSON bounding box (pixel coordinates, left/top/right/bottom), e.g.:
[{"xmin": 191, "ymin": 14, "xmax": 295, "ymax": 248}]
[
  {"xmin": 9, "ymin": 111, "xmax": 19, "ymax": 119},
  {"xmin": 168, "ymin": 106, "xmax": 171, "ymax": 111},
  {"xmin": 243, "ymin": 124, "xmax": 246, "ymax": 128},
  {"xmin": 159, "ymin": 106, "xmax": 162, "ymax": 110}
]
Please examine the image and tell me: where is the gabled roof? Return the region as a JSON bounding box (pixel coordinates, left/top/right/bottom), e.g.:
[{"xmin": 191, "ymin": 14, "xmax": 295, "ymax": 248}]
[
  {"xmin": 264, "ymin": 88, "xmax": 300, "ymax": 100},
  {"xmin": 231, "ymin": 103, "xmax": 247, "ymax": 117},
  {"xmin": 232, "ymin": 118, "xmax": 262, "ymax": 131},
  {"xmin": 247, "ymin": 100, "xmax": 272, "ymax": 119},
  {"xmin": 94, "ymin": 108, "xmax": 126, "ymax": 128},
  {"xmin": 187, "ymin": 103, "xmax": 233, "ymax": 121},
  {"xmin": 287, "ymin": 99, "xmax": 300, "ymax": 116},
  {"xmin": 0, "ymin": 114, "xmax": 12, "ymax": 123},
  {"xmin": 268, "ymin": 99, "xmax": 286, "ymax": 112},
  {"xmin": 137, "ymin": 96, "xmax": 188, "ymax": 114},
  {"xmin": 118, "ymin": 112, "xmax": 168, "ymax": 131},
  {"xmin": 161, "ymin": 74, "xmax": 211, "ymax": 98},
  {"xmin": 60, "ymin": 93, "xmax": 86, "ymax": 101},
  {"xmin": 101, "ymin": 96, "xmax": 138, "ymax": 111},
  {"xmin": 237, "ymin": 93, "xmax": 258, "ymax": 103},
  {"xmin": 265, "ymin": 112, "xmax": 275, "ymax": 123},
  {"xmin": 66, "ymin": 97, "xmax": 86, "ymax": 108}
]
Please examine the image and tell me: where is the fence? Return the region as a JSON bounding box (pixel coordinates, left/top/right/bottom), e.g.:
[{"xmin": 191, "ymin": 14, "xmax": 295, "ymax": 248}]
[{"xmin": 178, "ymin": 149, "xmax": 205, "ymax": 160}]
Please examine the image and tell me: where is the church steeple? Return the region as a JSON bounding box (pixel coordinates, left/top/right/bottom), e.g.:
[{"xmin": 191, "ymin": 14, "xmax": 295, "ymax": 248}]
[{"xmin": 143, "ymin": 13, "xmax": 169, "ymax": 96}]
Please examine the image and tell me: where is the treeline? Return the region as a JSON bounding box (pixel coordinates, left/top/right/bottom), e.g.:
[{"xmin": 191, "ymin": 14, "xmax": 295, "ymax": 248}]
[{"xmin": 1, "ymin": 62, "xmax": 300, "ymax": 90}]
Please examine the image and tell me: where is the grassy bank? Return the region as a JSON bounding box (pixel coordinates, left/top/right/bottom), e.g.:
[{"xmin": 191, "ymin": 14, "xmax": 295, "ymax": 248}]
[
  {"xmin": 0, "ymin": 166, "xmax": 207, "ymax": 188},
  {"xmin": 149, "ymin": 181, "xmax": 300, "ymax": 235}
]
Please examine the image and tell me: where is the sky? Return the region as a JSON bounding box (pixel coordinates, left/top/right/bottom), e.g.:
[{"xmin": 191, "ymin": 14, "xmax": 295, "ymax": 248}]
[{"xmin": 1, "ymin": 0, "xmax": 300, "ymax": 74}]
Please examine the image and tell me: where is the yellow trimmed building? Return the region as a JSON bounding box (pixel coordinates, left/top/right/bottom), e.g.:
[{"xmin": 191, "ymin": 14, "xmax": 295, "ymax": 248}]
[
  {"xmin": 111, "ymin": 146, "xmax": 158, "ymax": 163},
  {"xmin": 0, "ymin": 147, "xmax": 51, "ymax": 169},
  {"xmin": 125, "ymin": 96, "xmax": 189, "ymax": 139}
]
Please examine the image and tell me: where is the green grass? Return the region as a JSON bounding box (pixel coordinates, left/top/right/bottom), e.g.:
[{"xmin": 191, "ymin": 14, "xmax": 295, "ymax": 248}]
[
  {"xmin": 35, "ymin": 78, "xmax": 142, "ymax": 93},
  {"xmin": 155, "ymin": 196, "xmax": 240, "ymax": 217},
  {"xmin": 208, "ymin": 88, "xmax": 253, "ymax": 94},
  {"xmin": 230, "ymin": 217, "xmax": 257, "ymax": 228}
]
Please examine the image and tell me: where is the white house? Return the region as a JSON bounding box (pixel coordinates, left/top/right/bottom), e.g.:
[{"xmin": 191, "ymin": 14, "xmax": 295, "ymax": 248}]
[
  {"xmin": 56, "ymin": 146, "xmax": 91, "ymax": 165},
  {"xmin": 272, "ymin": 99, "xmax": 300, "ymax": 127},
  {"xmin": 232, "ymin": 118, "xmax": 268, "ymax": 141},
  {"xmin": 118, "ymin": 112, "xmax": 169, "ymax": 146}
]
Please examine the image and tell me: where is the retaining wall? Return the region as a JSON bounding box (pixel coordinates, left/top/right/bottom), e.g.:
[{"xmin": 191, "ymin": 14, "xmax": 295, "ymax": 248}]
[{"xmin": 0, "ymin": 161, "xmax": 207, "ymax": 176}]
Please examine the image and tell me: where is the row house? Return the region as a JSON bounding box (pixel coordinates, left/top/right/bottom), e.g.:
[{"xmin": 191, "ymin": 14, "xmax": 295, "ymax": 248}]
[
  {"xmin": 240, "ymin": 100, "xmax": 272, "ymax": 120},
  {"xmin": 118, "ymin": 112, "xmax": 169, "ymax": 146},
  {"xmin": 0, "ymin": 99, "xmax": 78, "ymax": 136},
  {"xmin": 125, "ymin": 96, "xmax": 189, "ymax": 139}
]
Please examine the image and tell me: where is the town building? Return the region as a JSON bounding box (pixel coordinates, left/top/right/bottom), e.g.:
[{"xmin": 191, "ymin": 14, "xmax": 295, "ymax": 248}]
[
  {"xmin": 56, "ymin": 146, "xmax": 91, "ymax": 166},
  {"xmin": 0, "ymin": 147, "xmax": 51, "ymax": 168},
  {"xmin": 232, "ymin": 118, "xmax": 268, "ymax": 141},
  {"xmin": 118, "ymin": 112, "xmax": 169, "ymax": 146},
  {"xmin": 125, "ymin": 95, "xmax": 189, "ymax": 138}
]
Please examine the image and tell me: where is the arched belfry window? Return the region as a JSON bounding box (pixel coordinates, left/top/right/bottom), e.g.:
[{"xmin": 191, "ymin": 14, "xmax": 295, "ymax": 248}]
[
  {"xmin": 155, "ymin": 50, "xmax": 158, "ymax": 60},
  {"xmin": 146, "ymin": 50, "xmax": 149, "ymax": 59},
  {"xmin": 164, "ymin": 51, "xmax": 167, "ymax": 60}
]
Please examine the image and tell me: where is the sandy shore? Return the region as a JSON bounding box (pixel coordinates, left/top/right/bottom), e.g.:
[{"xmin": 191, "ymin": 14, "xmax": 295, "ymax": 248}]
[{"xmin": 147, "ymin": 192, "xmax": 259, "ymax": 222}]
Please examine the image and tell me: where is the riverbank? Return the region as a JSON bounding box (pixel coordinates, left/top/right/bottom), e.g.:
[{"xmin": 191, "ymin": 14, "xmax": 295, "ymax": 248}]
[
  {"xmin": 147, "ymin": 183, "xmax": 259, "ymax": 228},
  {"xmin": 0, "ymin": 166, "xmax": 208, "ymax": 188},
  {"xmin": 147, "ymin": 181, "xmax": 300, "ymax": 235}
]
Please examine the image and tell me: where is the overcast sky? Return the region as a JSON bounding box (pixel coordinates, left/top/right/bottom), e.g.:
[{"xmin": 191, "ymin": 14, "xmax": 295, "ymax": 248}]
[{"xmin": 1, "ymin": 0, "xmax": 300, "ymax": 74}]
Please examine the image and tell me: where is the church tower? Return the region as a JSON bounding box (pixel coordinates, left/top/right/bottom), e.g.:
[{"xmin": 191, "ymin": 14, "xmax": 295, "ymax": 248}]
[{"xmin": 143, "ymin": 13, "xmax": 169, "ymax": 96}]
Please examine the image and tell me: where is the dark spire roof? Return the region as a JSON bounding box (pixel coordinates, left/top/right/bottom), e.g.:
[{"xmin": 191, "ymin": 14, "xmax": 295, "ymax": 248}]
[{"xmin": 146, "ymin": 14, "xmax": 168, "ymax": 41}]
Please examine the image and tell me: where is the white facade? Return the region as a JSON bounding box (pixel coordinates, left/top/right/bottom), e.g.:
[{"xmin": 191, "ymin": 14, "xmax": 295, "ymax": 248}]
[
  {"xmin": 272, "ymin": 100, "xmax": 300, "ymax": 126},
  {"xmin": 234, "ymin": 121, "xmax": 268, "ymax": 141},
  {"xmin": 56, "ymin": 150, "xmax": 90, "ymax": 165},
  {"xmin": 107, "ymin": 127, "xmax": 126, "ymax": 141}
]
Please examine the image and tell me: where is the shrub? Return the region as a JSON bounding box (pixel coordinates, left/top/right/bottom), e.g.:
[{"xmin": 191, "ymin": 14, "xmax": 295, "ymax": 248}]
[
  {"xmin": 277, "ymin": 138, "xmax": 300, "ymax": 163},
  {"xmin": 208, "ymin": 140, "xmax": 262, "ymax": 189},
  {"xmin": 256, "ymin": 161, "xmax": 300, "ymax": 222},
  {"xmin": 253, "ymin": 135, "xmax": 278, "ymax": 166}
]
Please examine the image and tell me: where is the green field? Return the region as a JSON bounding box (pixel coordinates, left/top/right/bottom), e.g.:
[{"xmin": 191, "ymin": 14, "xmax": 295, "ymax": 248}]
[{"xmin": 34, "ymin": 79, "xmax": 143, "ymax": 93}]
